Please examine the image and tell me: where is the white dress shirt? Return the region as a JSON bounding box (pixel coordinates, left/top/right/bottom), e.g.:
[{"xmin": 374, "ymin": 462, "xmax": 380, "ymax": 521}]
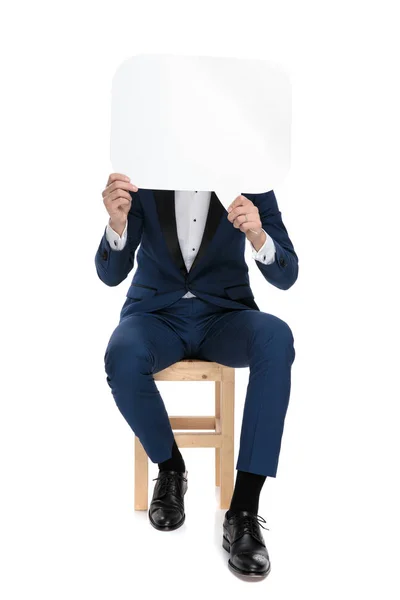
[{"xmin": 106, "ymin": 190, "xmax": 276, "ymax": 298}]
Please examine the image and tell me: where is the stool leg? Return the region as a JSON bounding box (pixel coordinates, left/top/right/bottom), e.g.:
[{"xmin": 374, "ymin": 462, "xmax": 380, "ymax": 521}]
[
  {"xmin": 220, "ymin": 369, "xmax": 235, "ymax": 509},
  {"xmin": 134, "ymin": 436, "xmax": 148, "ymax": 510},
  {"xmin": 215, "ymin": 381, "xmax": 221, "ymax": 487}
]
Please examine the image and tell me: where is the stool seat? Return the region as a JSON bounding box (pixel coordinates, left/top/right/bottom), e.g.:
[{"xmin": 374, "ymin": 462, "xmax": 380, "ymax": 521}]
[{"xmin": 134, "ymin": 359, "xmax": 235, "ymax": 510}]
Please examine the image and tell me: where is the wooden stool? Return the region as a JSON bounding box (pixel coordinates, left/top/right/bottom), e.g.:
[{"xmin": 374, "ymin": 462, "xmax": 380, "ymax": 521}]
[{"xmin": 134, "ymin": 359, "xmax": 235, "ymax": 510}]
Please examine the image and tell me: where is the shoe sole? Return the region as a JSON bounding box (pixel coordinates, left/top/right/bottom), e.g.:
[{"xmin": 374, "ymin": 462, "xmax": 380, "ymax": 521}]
[
  {"xmin": 222, "ymin": 535, "xmax": 271, "ymax": 580},
  {"xmin": 148, "ymin": 511, "xmax": 186, "ymax": 531}
]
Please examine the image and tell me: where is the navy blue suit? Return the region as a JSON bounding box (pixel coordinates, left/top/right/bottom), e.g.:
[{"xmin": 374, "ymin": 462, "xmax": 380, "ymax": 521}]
[{"xmin": 95, "ymin": 189, "xmax": 298, "ymax": 477}]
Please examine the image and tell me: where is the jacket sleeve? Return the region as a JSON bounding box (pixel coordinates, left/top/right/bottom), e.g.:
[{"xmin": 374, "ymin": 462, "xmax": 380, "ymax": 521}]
[
  {"xmin": 252, "ymin": 190, "xmax": 299, "ymax": 290},
  {"xmin": 94, "ymin": 191, "xmax": 143, "ymax": 286}
]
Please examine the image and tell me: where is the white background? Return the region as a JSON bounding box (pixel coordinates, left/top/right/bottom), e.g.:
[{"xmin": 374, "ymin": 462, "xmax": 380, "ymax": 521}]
[{"xmin": 1, "ymin": 1, "xmax": 399, "ymax": 598}]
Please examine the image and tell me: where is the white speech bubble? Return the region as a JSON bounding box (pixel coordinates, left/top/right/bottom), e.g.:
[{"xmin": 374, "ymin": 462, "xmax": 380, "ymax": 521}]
[{"xmin": 110, "ymin": 53, "xmax": 291, "ymax": 210}]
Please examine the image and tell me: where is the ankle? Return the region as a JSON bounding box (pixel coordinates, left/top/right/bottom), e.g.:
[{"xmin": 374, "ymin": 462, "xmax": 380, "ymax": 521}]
[
  {"xmin": 158, "ymin": 438, "xmax": 186, "ymax": 473},
  {"xmin": 228, "ymin": 470, "xmax": 266, "ymax": 517}
]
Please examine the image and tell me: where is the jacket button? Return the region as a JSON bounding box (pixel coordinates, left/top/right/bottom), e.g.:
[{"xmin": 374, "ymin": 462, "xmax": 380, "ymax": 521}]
[
  {"xmin": 102, "ymin": 250, "xmax": 108, "ymax": 260},
  {"xmin": 279, "ymin": 257, "xmax": 287, "ymax": 267}
]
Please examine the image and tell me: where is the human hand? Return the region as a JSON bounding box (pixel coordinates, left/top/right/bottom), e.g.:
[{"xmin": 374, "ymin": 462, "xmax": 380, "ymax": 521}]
[
  {"xmin": 227, "ymin": 194, "xmax": 266, "ymax": 250},
  {"xmin": 102, "ymin": 173, "xmax": 138, "ymax": 235}
]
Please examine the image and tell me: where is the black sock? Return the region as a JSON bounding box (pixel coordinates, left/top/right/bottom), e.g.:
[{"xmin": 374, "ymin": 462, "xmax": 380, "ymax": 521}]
[
  {"xmin": 158, "ymin": 437, "xmax": 186, "ymax": 473},
  {"xmin": 227, "ymin": 470, "xmax": 267, "ymax": 517}
]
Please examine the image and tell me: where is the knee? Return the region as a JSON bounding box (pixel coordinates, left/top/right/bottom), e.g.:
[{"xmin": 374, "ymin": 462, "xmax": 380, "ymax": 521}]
[
  {"xmin": 253, "ymin": 316, "xmax": 295, "ymax": 362},
  {"xmin": 104, "ymin": 329, "xmax": 153, "ymax": 379}
]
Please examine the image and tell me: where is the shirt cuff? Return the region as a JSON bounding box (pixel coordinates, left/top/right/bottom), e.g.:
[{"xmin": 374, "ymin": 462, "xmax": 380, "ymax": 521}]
[
  {"xmin": 105, "ymin": 220, "xmax": 128, "ymax": 251},
  {"xmin": 250, "ymin": 229, "xmax": 276, "ymax": 265}
]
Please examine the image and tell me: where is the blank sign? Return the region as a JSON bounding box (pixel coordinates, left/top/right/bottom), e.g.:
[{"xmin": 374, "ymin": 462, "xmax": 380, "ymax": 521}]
[{"xmin": 110, "ymin": 53, "xmax": 291, "ymax": 209}]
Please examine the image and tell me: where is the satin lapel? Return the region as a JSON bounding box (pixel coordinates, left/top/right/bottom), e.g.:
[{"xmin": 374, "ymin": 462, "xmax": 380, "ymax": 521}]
[
  {"xmin": 153, "ymin": 190, "xmax": 226, "ymax": 275},
  {"xmin": 189, "ymin": 191, "xmax": 225, "ymax": 272},
  {"xmin": 153, "ymin": 189, "xmax": 188, "ymax": 277}
]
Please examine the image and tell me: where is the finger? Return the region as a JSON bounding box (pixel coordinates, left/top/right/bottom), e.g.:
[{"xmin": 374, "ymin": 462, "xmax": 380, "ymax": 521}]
[
  {"xmin": 227, "ymin": 195, "xmax": 245, "ymax": 213},
  {"xmin": 233, "ymin": 214, "xmax": 260, "ymax": 230},
  {"xmin": 239, "ymin": 220, "xmax": 262, "ymax": 233},
  {"xmin": 106, "ymin": 198, "xmax": 131, "ymax": 214},
  {"xmin": 227, "ymin": 203, "xmax": 257, "ymax": 223},
  {"xmin": 102, "ymin": 180, "xmax": 138, "ymax": 197},
  {"xmin": 227, "ymin": 196, "xmax": 252, "ymax": 220},
  {"xmin": 227, "ymin": 194, "xmax": 250, "ymax": 213},
  {"xmin": 106, "ymin": 173, "xmax": 131, "ymax": 186},
  {"xmin": 232, "ymin": 214, "xmax": 249, "ymax": 228},
  {"xmin": 108, "ymin": 197, "xmax": 131, "ymax": 213},
  {"xmin": 104, "ymin": 189, "xmax": 132, "ymax": 203},
  {"xmin": 104, "ymin": 180, "xmax": 138, "ymax": 194}
]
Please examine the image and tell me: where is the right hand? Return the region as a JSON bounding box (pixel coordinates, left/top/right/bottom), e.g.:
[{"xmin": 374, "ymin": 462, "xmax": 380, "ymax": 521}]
[{"xmin": 102, "ymin": 173, "xmax": 138, "ymax": 235}]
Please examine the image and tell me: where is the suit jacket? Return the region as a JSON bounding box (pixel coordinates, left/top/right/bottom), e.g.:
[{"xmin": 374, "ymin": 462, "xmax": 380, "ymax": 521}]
[{"xmin": 94, "ymin": 188, "xmax": 299, "ymax": 316}]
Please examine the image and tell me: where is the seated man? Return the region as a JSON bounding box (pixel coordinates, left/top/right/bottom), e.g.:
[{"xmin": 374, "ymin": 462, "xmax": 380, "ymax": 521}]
[{"xmin": 95, "ymin": 172, "xmax": 298, "ymax": 580}]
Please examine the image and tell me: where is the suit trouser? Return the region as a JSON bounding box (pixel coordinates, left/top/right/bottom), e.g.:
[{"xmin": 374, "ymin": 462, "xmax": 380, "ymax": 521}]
[{"xmin": 104, "ymin": 296, "xmax": 296, "ymax": 477}]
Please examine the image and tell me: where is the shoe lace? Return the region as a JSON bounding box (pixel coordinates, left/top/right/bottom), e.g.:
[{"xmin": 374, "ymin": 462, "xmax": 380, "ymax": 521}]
[
  {"xmin": 230, "ymin": 513, "xmax": 270, "ymax": 543},
  {"xmin": 152, "ymin": 472, "xmax": 187, "ymax": 498}
]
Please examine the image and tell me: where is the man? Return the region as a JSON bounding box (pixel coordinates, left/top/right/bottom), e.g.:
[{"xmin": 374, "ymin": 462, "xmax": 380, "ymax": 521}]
[{"xmin": 95, "ymin": 172, "xmax": 298, "ymax": 580}]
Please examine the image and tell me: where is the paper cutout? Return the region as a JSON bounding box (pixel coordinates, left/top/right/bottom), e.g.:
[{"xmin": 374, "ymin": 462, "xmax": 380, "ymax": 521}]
[{"xmin": 110, "ymin": 53, "xmax": 291, "ymax": 210}]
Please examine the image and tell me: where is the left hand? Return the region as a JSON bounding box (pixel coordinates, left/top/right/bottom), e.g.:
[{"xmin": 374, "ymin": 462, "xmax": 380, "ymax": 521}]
[{"xmin": 227, "ymin": 194, "xmax": 265, "ymax": 247}]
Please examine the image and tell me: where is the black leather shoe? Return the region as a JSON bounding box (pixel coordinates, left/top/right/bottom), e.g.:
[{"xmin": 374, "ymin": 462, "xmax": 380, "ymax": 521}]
[
  {"xmin": 223, "ymin": 510, "xmax": 271, "ymax": 579},
  {"xmin": 148, "ymin": 470, "xmax": 188, "ymax": 531}
]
